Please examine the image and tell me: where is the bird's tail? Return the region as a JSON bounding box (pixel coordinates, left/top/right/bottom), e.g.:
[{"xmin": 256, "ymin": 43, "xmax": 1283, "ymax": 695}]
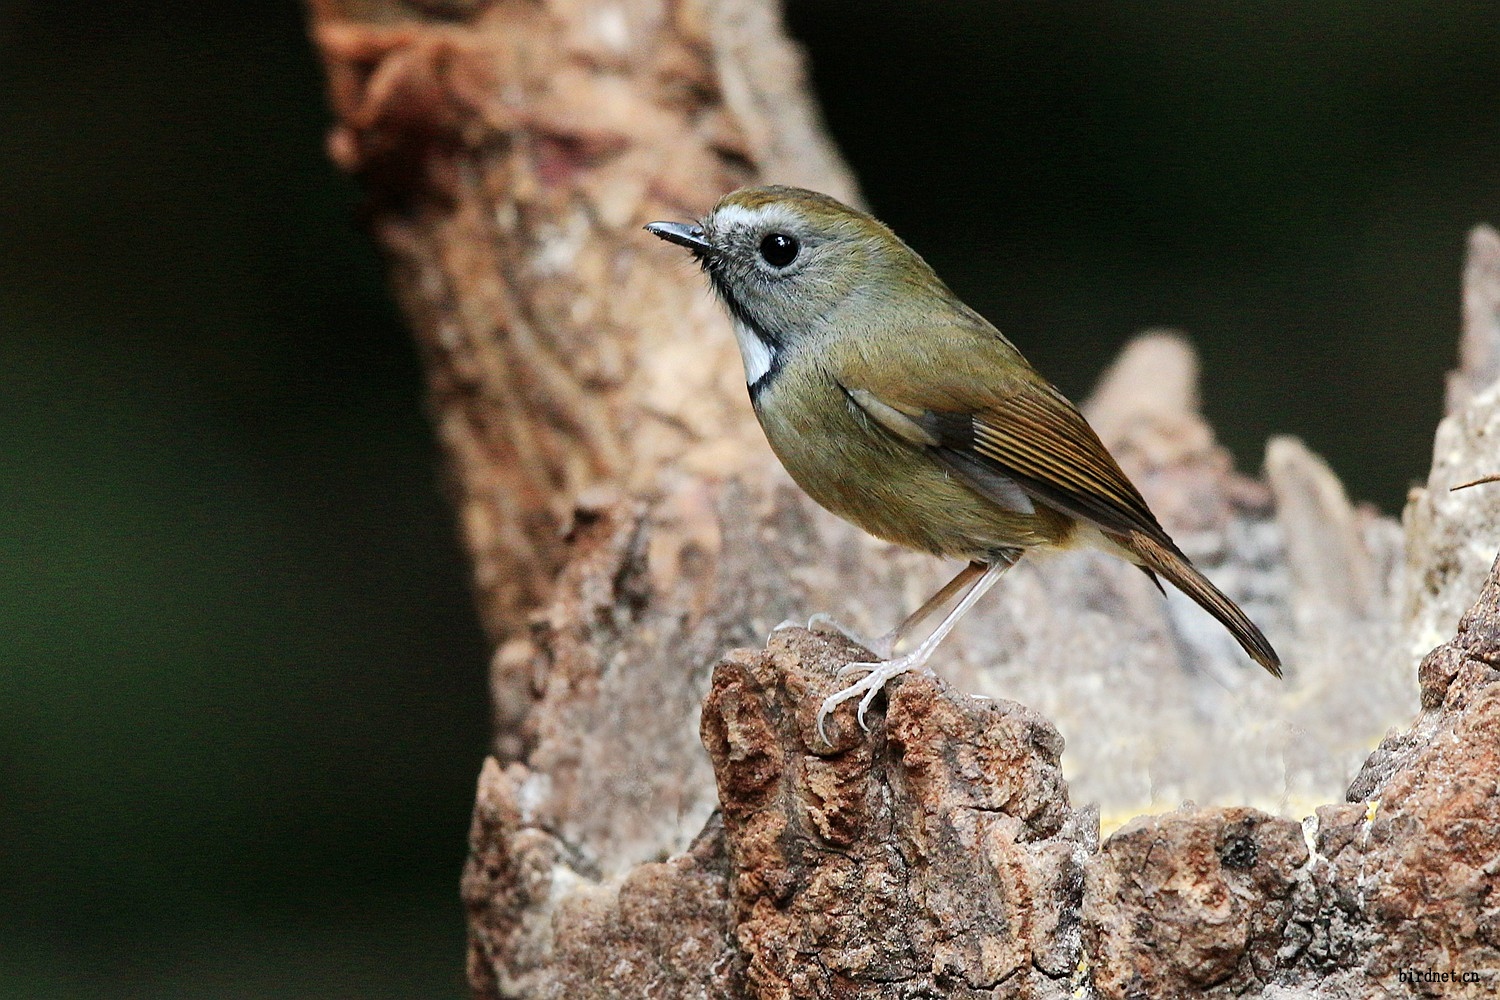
[{"xmin": 1128, "ymin": 530, "xmax": 1282, "ymax": 677}]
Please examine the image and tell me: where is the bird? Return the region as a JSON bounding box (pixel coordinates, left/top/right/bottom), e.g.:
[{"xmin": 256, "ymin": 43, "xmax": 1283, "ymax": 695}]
[{"xmin": 646, "ymin": 185, "xmax": 1280, "ymax": 742}]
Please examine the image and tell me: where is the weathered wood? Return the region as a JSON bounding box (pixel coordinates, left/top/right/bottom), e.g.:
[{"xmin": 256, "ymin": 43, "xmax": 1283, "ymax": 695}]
[
  {"xmin": 307, "ymin": 0, "xmax": 855, "ymax": 641},
  {"xmin": 303, "ymin": 1, "xmax": 1500, "ymax": 996}
]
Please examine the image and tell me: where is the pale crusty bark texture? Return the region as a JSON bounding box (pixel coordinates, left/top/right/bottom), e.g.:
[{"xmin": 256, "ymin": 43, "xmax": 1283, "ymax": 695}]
[{"xmin": 304, "ymin": 0, "xmax": 1500, "ymax": 996}]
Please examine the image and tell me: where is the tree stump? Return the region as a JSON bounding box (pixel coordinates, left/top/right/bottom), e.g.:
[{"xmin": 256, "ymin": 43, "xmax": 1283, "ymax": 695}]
[{"xmin": 304, "ymin": 0, "xmax": 1500, "ymax": 994}]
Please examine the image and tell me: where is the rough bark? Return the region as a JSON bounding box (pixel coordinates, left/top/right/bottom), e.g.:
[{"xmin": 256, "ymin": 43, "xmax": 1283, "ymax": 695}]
[
  {"xmin": 1405, "ymin": 227, "xmax": 1500, "ymax": 662},
  {"xmin": 306, "ymin": 0, "xmax": 855, "ymax": 645},
  {"xmin": 459, "ymin": 482, "xmax": 1500, "ymax": 999},
  {"xmin": 303, "ymin": 0, "xmax": 1500, "ymax": 996}
]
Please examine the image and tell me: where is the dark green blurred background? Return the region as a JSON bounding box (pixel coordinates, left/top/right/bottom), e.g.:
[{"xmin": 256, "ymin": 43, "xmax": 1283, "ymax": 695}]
[{"xmin": 1, "ymin": 1, "xmax": 1495, "ymax": 996}]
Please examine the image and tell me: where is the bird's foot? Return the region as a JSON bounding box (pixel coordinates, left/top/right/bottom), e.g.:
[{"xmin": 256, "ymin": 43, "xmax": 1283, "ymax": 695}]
[
  {"xmin": 771, "ymin": 613, "xmax": 894, "ymax": 659},
  {"xmin": 815, "ymin": 652, "xmax": 925, "ymax": 745}
]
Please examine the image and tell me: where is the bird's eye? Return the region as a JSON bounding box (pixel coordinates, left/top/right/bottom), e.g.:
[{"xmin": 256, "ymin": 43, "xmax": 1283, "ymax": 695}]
[{"xmin": 758, "ymin": 232, "xmax": 799, "ymax": 268}]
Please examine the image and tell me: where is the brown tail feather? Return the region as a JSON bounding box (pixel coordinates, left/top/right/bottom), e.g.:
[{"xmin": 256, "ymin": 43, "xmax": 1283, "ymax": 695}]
[{"xmin": 1128, "ymin": 531, "xmax": 1282, "ymax": 677}]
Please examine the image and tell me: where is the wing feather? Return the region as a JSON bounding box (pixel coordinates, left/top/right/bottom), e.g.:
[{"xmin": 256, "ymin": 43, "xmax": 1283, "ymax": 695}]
[
  {"xmin": 832, "ymin": 311, "xmax": 1164, "ymax": 541},
  {"xmin": 962, "ymin": 389, "xmax": 1165, "ymax": 541},
  {"xmin": 830, "ymin": 314, "xmax": 1278, "ymax": 674}
]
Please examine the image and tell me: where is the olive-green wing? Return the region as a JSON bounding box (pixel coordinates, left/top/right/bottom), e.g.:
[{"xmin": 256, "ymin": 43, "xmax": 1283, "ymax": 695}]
[
  {"xmin": 835, "ymin": 318, "xmax": 1166, "ymax": 544},
  {"xmin": 928, "ymin": 386, "xmax": 1166, "ymax": 542},
  {"xmin": 834, "ymin": 319, "xmax": 1282, "ymax": 676}
]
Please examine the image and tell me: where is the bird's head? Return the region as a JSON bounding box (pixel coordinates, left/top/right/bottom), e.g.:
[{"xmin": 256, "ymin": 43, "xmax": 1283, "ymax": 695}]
[{"xmin": 647, "ymin": 185, "xmax": 944, "ymax": 352}]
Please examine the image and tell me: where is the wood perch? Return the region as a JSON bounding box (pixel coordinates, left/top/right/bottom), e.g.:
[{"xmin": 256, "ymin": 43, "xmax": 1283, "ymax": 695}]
[{"xmin": 303, "ymin": 0, "xmax": 1500, "ymax": 995}]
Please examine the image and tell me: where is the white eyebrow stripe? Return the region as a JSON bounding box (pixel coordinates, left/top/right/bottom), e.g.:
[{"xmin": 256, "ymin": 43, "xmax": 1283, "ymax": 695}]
[{"xmin": 710, "ymin": 202, "xmax": 801, "ymax": 234}]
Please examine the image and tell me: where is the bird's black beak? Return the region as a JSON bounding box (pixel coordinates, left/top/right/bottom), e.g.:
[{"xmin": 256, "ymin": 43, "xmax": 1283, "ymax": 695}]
[{"xmin": 645, "ymin": 220, "xmax": 712, "ymax": 256}]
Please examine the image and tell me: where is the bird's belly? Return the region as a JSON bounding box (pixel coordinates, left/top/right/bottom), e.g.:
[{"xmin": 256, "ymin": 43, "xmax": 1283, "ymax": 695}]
[{"xmin": 753, "ymin": 386, "xmax": 1068, "ymax": 559}]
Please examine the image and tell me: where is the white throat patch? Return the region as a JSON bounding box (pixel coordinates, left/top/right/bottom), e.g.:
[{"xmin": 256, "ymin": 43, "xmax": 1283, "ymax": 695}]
[{"xmin": 732, "ymin": 317, "xmax": 776, "ymax": 385}]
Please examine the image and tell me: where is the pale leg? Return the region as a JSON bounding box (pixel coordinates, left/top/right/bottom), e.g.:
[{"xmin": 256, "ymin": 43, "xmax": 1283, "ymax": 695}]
[
  {"xmin": 782, "ymin": 562, "xmax": 986, "ymax": 660},
  {"xmin": 875, "ymin": 561, "xmax": 987, "ymax": 655},
  {"xmin": 816, "ymin": 556, "xmax": 1017, "ymax": 744}
]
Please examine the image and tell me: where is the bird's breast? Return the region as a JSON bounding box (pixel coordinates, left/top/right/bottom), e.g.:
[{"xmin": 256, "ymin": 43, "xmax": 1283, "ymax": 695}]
[{"xmin": 751, "ymin": 358, "xmax": 1069, "ymax": 559}]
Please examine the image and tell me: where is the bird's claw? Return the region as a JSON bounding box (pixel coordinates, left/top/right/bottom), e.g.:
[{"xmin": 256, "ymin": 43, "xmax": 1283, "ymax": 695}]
[
  {"xmin": 771, "ymin": 613, "xmax": 899, "ymax": 661},
  {"xmin": 806, "ymin": 612, "xmax": 872, "ymax": 646},
  {"xmin": 814, "ymin": 655, "xmax": 919, "ymax": 746},
  {"xmin": 769, "ymin": 618, "xmax": 801, "ymax": 642},
  {"xmin": 775, "ymin": 613, "xmax": 892, "ymax": 658},
  {"xmin": 856, "ymin": 683, "xmax": 884, "ymax": 731}
]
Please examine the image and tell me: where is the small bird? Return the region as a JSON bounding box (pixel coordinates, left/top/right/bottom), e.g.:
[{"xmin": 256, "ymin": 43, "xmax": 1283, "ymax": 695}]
[{"xmin": 647, "ymin": 186, "xmax": 1280, "ymax": 742}]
